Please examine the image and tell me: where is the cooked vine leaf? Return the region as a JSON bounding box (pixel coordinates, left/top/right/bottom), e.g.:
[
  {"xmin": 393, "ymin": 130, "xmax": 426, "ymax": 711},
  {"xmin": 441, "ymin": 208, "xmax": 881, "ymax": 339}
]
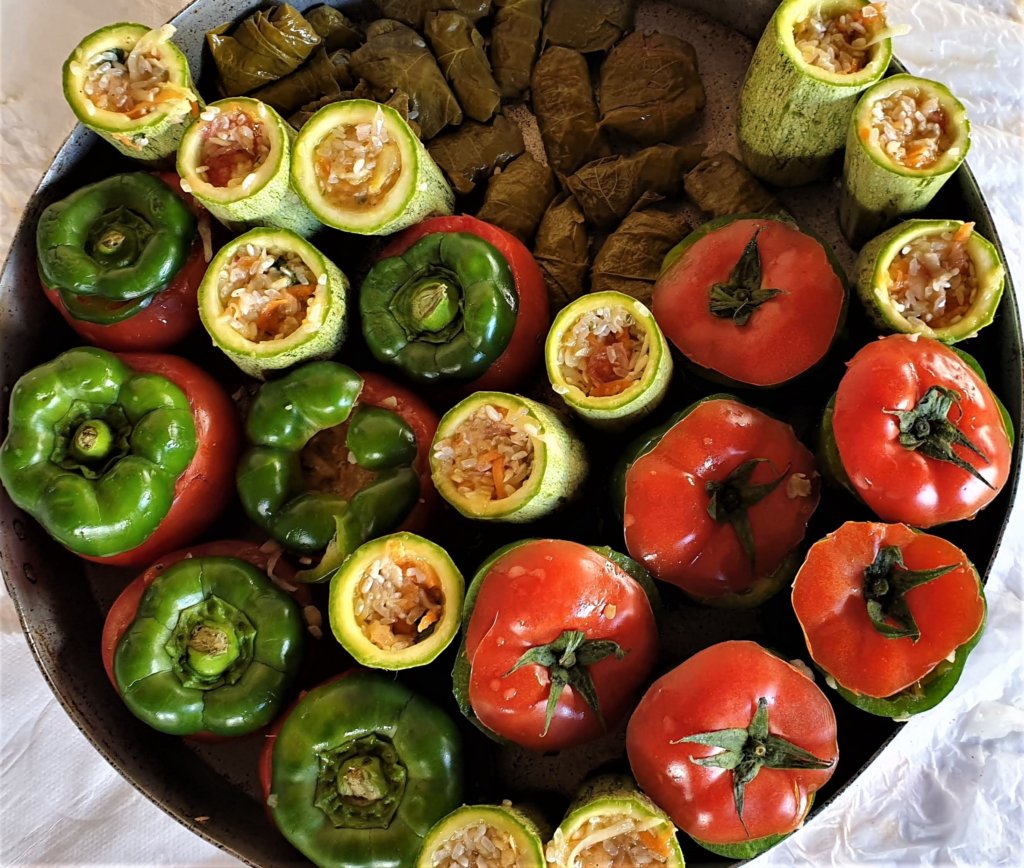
[
  {"xmin": 207, "ymin": 4, "xmax": 322, "ymax": 96},
  {"xmin": 491, "ymin": 0, "xmax": 543, "ymax": 100},
  {"xmin": 591, "ymin": 208, "xmax": 690, "ymax": 304},
  {"xmin": 350, "ymin": 19, "xmax": 463, "ymax": 139},
  {"xmin": 534, "ymin": 195, "xmax": 590, "ymax": 311},
  {"xmin": 684, "ymin": 152, "xmax": 781, "ymax": 218},
  {"xmin": 287, "ymin": 81, "xmax": 376, "ymax": 130},
  {"xmin": 531, "ymin": 47, "xmax": 606, "ymax": 176},
  {"xmin": 566, "ymin": 144, "xmax": 705, "ymax": 229},
  {"xmin": 599, "ymin": 31, "xmax": 706, "ymax": 145},
  {"xmin": 427, "ymin": 115, "xmax": 525, "ymax": 194},
  {"xmin": 305, "ymin": 5, "xmax": 364, "ymax": 52},
  {"xmin": 250, "ymin": 47, "xmax": 341, "ymax": 115},
  {"xmin": 477, "ymin": 152, "xmax": 557, "ymax": 242},
  {"xmin": 543, "ymin": 0, "xmax": 635, "ymax": 54},
  {"xmin": 425, "ymin": 11, "xmax": 501, "ymax": 123},
  {"xmin": 375, "ymin": 0, "xmax": 492, "ymax": 29}
]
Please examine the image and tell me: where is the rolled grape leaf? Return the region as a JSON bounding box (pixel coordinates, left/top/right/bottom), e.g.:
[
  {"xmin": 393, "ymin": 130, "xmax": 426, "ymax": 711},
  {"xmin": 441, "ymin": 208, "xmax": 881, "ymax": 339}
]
[
  {"xmin": 534, "ymin": 195, "xmax": 590, "ymax": 311},
  {"xmin": 207, "ymin": 4, "xmax": 321, "ymax": 96},
  {"xmin": 250, "ymin": 47, "xmax": 341, "ymax": 114},
  {"xmin": 532, "ymin": 47, "xmax": 605, "ymax": 176},
  {"xmin": 599, "ymin": 31, "xmax": 706, "ymax": 145},
  {"xmin": 375, "ymin": 0, "xmax": 492, "ymax": 29},
  {"xmin": 477, "ymin": 151, "xmax": 556, "ymax": 242},
  {"xmin": 684, "ymin": 152, "xmax": 781, "ymax": 218},
  {"xmin": 425, "ymin": 11, "xmax": 501, "ymax": 122},
  {"xmin": 543, "ymin": 0, "xmax": 634, "ymax": 54},
  {"xmin": 428, "ymin": 115, "xmax": 525, "ymax": 194},
  {"xmin": 591, "ymin": 209, "xmax": 691, "ymax": 305},
  {"xmin": 305, "ymin": 5, "xmax": 364, "ymax": 51},
  {"xmin": 566, "ymin": 143, "xmax": 705, "ymax": 229},
  {"xmin": 350, "ymin": 19, "xmax": 463, "ymax": 139},
  {"xmin": 491, "ymin": 0, "xmax": 542, "ymax": 100}
]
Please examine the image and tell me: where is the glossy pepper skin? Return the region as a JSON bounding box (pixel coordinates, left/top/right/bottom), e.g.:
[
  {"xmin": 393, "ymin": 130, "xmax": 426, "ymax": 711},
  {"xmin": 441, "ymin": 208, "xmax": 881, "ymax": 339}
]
[
  {"xmin": 361, "ymin": 231, "xmax": 518, "ymax": 382},
  {"xmin": 113, "ymin": 554, "xmax": 304, "ymax": 737},
  {"xmin": 261, "ymin": 671, "xmax": 463, "ymax": 868}
]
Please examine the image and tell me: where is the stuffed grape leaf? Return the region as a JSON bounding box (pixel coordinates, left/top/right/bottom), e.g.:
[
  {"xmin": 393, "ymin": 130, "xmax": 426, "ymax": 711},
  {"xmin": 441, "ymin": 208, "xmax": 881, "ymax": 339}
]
[
  {"xmin": 425, "ymin": 11, "xmax": 501, "ymax": 122},
  {"xmin": 531, "ymin": 47, "xmax": 606, "ymax": 176},
  {"xmin": 305, "ymin": 5, "xmax": 364, "ymax": 52},
  {"xmin": 543, "ymin": 0, "xmax": 634, "ymax": 54},
  {"xmin": 565, "ymin": 143, "xmax": 705, "ymax": 229},
  {"xmin": 250, "ymin": 47, "xmax": 341, "ymax": 114},
  {"xmin": 591, "ymin": 209, "xmax": 691, "ymax": 304},
  {"xmin": 599, "ymin": 32, "xmax": 706, "ymax": 145},
  {"xmin": 534, "ymin": 195, "xmax": 590, "ymax": 311},
  {"xmin": 490, "ymin": 0, "xmax": 542, "ymax": 100},
  {"xmin": 684, "ymin": 152, "xmax": 781, "ymax": 218},
  {"xmin": 374, "ymin": 0, "xmax": 492, "ymax": 29},
  {"xmin": 427, "ymin": 115, "xmax": 525, "ymax": 194},
  {"xmin": 477, "ymin": 151, "xmax": 556, "ymax": 242}
]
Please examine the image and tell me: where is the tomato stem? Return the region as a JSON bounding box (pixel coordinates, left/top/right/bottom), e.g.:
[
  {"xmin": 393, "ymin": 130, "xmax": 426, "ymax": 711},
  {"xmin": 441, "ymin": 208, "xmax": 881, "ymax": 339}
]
[
  {"xmin": 863, "ymin": 545, "xmax": 960, "ymax": 642},
  {"xmin": 707, "ymin": 229, "xmax": 784, "ymax": 326},
  {"xmin": 706, "ymin": 458, "xmax": 789, "ymax": 568}
]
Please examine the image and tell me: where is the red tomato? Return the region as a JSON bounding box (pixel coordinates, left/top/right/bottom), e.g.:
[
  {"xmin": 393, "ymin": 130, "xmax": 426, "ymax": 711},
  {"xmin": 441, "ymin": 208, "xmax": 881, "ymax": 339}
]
[
  {"xmin": 792, "ymin": 521, "xmax": 985, "ymax": 698},
  {"xmin": 653, "ymin": 217, "xmax": 846, "ymax": 386},
  {"xmin": 627, "ymin": 640, "xmax": 838, "ymax": 846},
  {"xmin": 40, "ymin": 172, "xmax": 211, "ymax": 352},
  {"xmin": 81, "ymin": 353, "xmax": 240, "ymax": 569},
  {"xmin": 357, "ymin": 371, "xmax": 439, "ymax": 534},
  {"xmin": 379, "ymin": 215, "xmax": 550, "ymax": 391},
  {"xmin": 832, "ymin": 335, "xmax": 1011, "ymax": 527},
  {"xmin": 464, "ymin": 540, "xmax": 658, "ymax": 751},
  {"xmin": 624, "ymin": 398, "xmax": 819, "ymax": 601}
]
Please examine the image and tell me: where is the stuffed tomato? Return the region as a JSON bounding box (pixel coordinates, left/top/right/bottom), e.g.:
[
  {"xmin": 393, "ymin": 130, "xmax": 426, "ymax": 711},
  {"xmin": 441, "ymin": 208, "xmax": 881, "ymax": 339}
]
[
  {"xmin": 453, "ymin": 539, "xmax": 659, "ymax": 751},
  {"xmin": 619, "ymin": 396, "xmax": 820, "ymax": 606},
  {"xmin": 627, "ymin": 640, "xmax": 838, "ymax": 858},
  {"xmin": 793, "ymin": 521, "xmax": 986, "ymax": 719},
  {"xmin": 820, "ymin": 334, "xmax": 1012, "ymax": 527},
  {"xmin": 0, "ymin": 347, "xmax": 238, "ymax": 567},
  {"xmin": 236, "ymin": 362, "xmax": 438, "ymax": 582},
  {"xmin": 38, "ymin": 172, "xmax": 209, "ymax": 351},
  {"xmin": 369, "ymin": 215, "xmax": 550, "ymax": 391},
  {"xmin": 653, "ymin": 215, "xmax": 846, "ymax": 387},
  {"xmin": 102, "ymin": 541, "xmax": 304, "ymax": 737}
]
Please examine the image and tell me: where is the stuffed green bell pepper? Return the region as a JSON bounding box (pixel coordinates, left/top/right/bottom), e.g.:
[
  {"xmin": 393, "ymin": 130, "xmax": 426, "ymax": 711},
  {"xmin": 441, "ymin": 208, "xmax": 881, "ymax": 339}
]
[
  {"xmin": 260, "ymin": 671, "xmax": 463, "ymax": 868},
  {"xmin": 236, "ymin": 362, "xmax": 439, "ymax": 582}
]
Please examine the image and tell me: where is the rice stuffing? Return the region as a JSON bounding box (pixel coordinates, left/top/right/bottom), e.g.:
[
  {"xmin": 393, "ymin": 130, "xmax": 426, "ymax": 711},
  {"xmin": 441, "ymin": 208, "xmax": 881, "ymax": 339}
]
[
  {"xmin": 300, "ymin": 423, "xmax": 378, "ymax": 501},
  {"xmin": 886, "ymin": 223, "xmax": 977, "ymax": 328},
  {"xmin": 794, "ymin": 2, "xmax": 894, "ymax": 75},
  {"xmin": 559, "ymin": 307, "xmax": 649, "ymax": 398},
  {"xmin": 81, "ymin": 27, "xmax": 186, "ymax": 118},
  {"xmin": 196, "ymin": 108, "xmax": 271, "ymax": 188},
  {"xmin": 432, "ymin": 405, "xmax": 536, "ymax": 503},
  {"xmin": 354, "ymin": 555, "xmax": 445, "ymax": 652},
  {"xmin": 546, "ymin": 815, "xmax": 675, "ymax": 868},
  {"xmin": 865, "ymin": 88, "xmax": 954, "ymax": 170},
  {"xmin": 314, "ymin": 108, "xmax": 401, "ymax": 208},
  {"xmin": 219, "ymin": 244, "xmax": 318, "ymax": 342},
  {"xmin": 429, "ymin": 821, "xmax": 520, "ymax": 868}
]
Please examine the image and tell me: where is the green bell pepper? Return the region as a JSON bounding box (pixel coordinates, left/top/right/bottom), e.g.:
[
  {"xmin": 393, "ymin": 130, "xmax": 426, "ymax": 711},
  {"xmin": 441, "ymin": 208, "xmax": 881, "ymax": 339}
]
[
  {"xmin": 36, "ymin": 173, "xmax": 196, "ymax": 324},
  {"xmin": 0, "ymin": 347, "xmax": 197, "ymax": 557},
  {"xmin": 236, "ymin": 362, "xmax": 421, "ymax": 577},
  {"xmin": 114, "ymin": 555, "xmax": 304, "ymax": 736},
  {"xmin": 268, "ymin": 672, "xmax": 463, "ymax": 868},
  {"xmin": 360, "ymin": 232, "xmax": 518, "ymax": 382}
]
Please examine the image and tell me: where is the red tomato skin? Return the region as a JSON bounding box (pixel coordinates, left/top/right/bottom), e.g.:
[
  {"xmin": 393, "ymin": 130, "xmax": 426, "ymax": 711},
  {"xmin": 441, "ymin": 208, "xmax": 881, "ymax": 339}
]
[
  {"xmin": 464, "ymin": 540, "xmax": 658, "ymax": 751},
  {"xmin": 626, "ymin": 640, "xmax": 838, "ymax": 845},
  {"xmin": 833, "ymin": 335, "xmax": 1011, "ymax": 527},
  {"xmin": 39, "ymin": 172, "xmax": 210, "ymax": 352},
  {"xmin": 81, "ymin": 353, "xmax": 240, "ymax": 569},
  {"xmin": 624, "ymin": 398, "xmax": 819, "ymax": 598},
  {"xmin": 792, "ymin": 521, "xmax": 984, "ymax": 698},
  {"xmin": 652, "ymin": 218, "xmax": 845, "ymax": 386},
  {"xmin": 379, "ymin": 215, "xmax": 550, "ymax": 392}
]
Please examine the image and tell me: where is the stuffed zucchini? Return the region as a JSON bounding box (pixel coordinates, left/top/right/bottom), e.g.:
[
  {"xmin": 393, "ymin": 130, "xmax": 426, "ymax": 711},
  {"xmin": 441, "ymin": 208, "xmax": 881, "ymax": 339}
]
[
  {"xmin": 855, "ymin": 219, "xmax": 1005, "ymax": 342},
  {"xmin": 738, "ymin": 0, "xmax": 898, "ymax": 186},
  {"xmin": 177, "ymin": 98, "xmax": 320, "ymax": 236},
  {"xmin": 198, "ymin": 228, "xmax": 348, "ymax": 377},
  {"xmin": 418, "ymin": 803, "xmax": 547, "ymax": 868},
  {"xmin": 430, "ymin": 392, "xmax": 587, "ymax": 522},
  {"xmin": 545, "ymin": 291, "xmax": 673, "ymax": 430},
  {"xmin": 840, "ymin": 74, "xmax": 971, "ymax": 245},
  {"xmin": 63, "ymin": 23, "xmax": 201, "ymax": 162},
  {"xmin": 291, "ymin": 99, "xmax": 454, "ymax": 235}
]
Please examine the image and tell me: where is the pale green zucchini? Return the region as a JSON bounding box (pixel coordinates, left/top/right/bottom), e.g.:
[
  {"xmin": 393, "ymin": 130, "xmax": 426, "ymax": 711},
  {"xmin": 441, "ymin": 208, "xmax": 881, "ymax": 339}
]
[{"xmin": 418, "ymin": 804, "xmax": 548, "ymax": 868}]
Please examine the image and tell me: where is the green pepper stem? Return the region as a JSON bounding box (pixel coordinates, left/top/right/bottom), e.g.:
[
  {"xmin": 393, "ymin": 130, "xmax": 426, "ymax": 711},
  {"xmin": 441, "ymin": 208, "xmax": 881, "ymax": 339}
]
[
  {"xmin": 69, "ymin": 419, "xmax": 115, "ymax": 462},
  {"xmin": 186, "ymin": 623, "xmax": 241, "ymax": 678},
  {"xmin": 94, "ymin": 227, "xmax": 128, "ymax": 256},
  {"xmin": 407, "ymin": 278, "xmax": 460, "ymax": 332},
  {"xmin": 336, "ymin": 756, "xmax": 388, "ymax": 804}
]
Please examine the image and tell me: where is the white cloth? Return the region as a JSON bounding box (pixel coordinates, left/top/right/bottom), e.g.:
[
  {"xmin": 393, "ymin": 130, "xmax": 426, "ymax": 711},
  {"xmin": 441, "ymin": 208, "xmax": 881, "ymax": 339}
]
[{"xmin": 1, "ymin": 1, "xmax": 1021, "ymax": 865}]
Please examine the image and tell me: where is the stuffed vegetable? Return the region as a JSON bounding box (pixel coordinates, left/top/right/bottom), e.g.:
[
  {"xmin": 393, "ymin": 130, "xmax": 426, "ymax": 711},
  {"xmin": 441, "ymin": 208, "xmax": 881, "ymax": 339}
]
[
  {"xmin": 427, "ymin": 115, "xmax": 525, "ymax": 194},
  {"xmin": 490, "ymin": 0, "xmax": 542, "ymax": 100},
  {"xmin": 534, "ymin": 195, "xmax": 589, "ymax": 312},
  {"xmin": 375, "ymin": 0, "xmax": 492, "ymax": 29},
  {"xmin": 476, "ymin": 152, "xmax": 556, "ymax": 242},
  {"xmin": 305, "ymin": 5, "xmax": 363, "ymax": 51},
  {"xmin": 531, "ymin": 47, "xmax": 605, "ymax": 176},
  {"xmin": 425, "ymin": 11, "xmax": 500, "ymax": 123},
  {"xmin": 591, "ymin": 209, "xmax": 690, "ymax": 304},
  {"xmin": 249, "ymin": 47, "xmax": 342, "ymax": 115},
  {"xmin": 683, "ymin": 152, "xmax": 780, "ymax": 218},
  {"xmin": 543, "ymin": 0, "xmax": 635, "ymax": 54}
]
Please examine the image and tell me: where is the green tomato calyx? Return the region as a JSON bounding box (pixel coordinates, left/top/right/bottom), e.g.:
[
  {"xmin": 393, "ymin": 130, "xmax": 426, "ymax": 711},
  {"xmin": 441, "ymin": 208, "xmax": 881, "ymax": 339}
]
[
  {"xmin": 708, "ymin": 229, "xmax": 784, "ymax": 326},
  {"xmin": 863, "ymin": 545, "xmax": 960, "ymax": 642},
  {"xmin": 706, "ymin": 458, "xmax": 788, "ymax": 568}
]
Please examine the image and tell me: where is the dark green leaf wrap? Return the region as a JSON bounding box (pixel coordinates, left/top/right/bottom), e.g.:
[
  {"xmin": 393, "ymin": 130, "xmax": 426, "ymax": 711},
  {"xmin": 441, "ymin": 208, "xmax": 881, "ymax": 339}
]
[
  {"xmin": 0, "ymin": 347, "xmax": 197, "ymax": 557},
  {"xmin": 236, "ymin": 362, "xmax": 420, "ymax": 566},
  {"xmin": 360, "ymin": 232, "xmax": 518, "ymax": 381},
  {"xmin": 36, "ymin": 173, "xmax": 196, "ymax": 323},
  {"xmin": 425, "ymin": 11, "xmax": 500, "ymax": 123},
  {"xmin": 269, "ymin": 672, "xmax": 462, "ymax": 868},
  {"xmin": 114, "ymin": 556, "xmax": 304, "ymax": 736}
]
